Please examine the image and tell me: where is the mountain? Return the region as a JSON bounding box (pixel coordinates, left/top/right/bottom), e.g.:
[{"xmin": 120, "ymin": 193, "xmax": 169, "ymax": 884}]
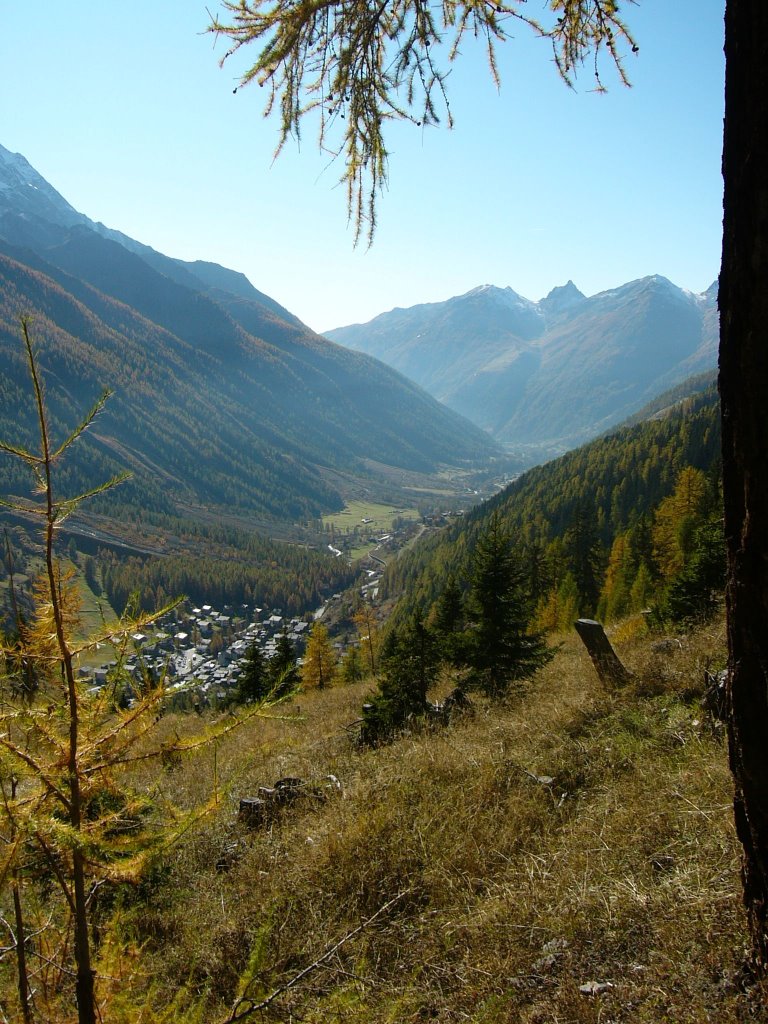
[
  {"xmin": 325, "ymin": 277, "xmax": 719, "ymax": 453},
  {"xmin": 0, "ymin": 143, "xmax": 501, "ymax": 526}
]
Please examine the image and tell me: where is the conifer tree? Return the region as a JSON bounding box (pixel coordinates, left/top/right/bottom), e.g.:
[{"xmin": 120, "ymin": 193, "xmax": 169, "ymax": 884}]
[
  {"xmin": 660, "ymin": 515, "xmax": 725, "ymax": 625},
  {"xmin": 268, "ymin": 629, "xmax": 300, "ymax": 698},
  {"xmin": 534, "ymin": 572, "xmax": 580, "ymax": 634},
  {"xmin": 653, "ymin": 466, "xmax": 710, "ymax": 579},
  {"xmin": 598, "ymin": 534, "xmax": 633, "ymax": 622},
  {"xmin": 237, "ymin": 640, "xmax": 269, "ymax": 702},
  {"xmin": 464, "ymin": 515, "xmax": 552, "ymax": 698},
  {"xmin": 564, "ymin": 498, "xmax": 603, "ymax": 614},
  {"xmin": 339, "ymin": 643, "xmax": 365, "ymax": 684},
  {"xmin": 430, "ymin": 574, "xmax": 466, "ymax": 664},
  {"xmin": 629, "ymin": 561, "xmax": 654, "ymax": 613},
  {"xmin": 360, "ymin": 611, "xmax": 437, "ymax": 743},
  {"xmin": 353, "ymin": 602, "xmax": 378, "ymax": 676}
]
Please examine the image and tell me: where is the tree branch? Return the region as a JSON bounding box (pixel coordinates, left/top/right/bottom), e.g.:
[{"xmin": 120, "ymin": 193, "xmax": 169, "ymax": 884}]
[{"xmin": 221, "ymin": 889, "xmax": 410, "ymax": 1023}]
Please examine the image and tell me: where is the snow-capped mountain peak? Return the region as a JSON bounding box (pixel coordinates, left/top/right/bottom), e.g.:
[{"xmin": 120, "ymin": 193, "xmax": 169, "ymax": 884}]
[{"xmin": 0, "ymin": 142, "xmax": 84, "ymax": 227}]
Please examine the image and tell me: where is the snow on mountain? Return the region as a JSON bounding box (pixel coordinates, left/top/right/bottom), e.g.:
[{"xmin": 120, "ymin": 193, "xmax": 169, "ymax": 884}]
[{"xmin": 0, "ymin": 143, "xmax": 84, "ymax": 226}]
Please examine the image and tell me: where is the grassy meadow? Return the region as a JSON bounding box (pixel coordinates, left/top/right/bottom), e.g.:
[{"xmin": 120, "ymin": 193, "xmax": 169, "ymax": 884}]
[
  {"xmin": 322, "ymin": 501, "xmax": 420, "ymax": 561},
  {"xmin": 322, "ymin": 500, "xmax": 419, "ymax": 533},
  {"xmin": 19, "ymin": 610, "xmax": 761, "ymax": 1023}
]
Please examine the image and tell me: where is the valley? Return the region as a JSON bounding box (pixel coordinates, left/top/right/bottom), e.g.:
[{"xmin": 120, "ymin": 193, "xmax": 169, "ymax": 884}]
[
  {"xmin": 0, "ymin": 138, "xmax": 748, "ymax": 1024},
  {"xmin": 0, "ymin": 143, "xmax": 508, "ymax": 539}
]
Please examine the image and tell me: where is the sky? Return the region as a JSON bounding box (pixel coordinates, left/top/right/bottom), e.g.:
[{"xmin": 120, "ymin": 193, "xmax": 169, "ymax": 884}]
[{"xmin": 1, "ymin": 2, "xmax": 724, "ymax": 334}]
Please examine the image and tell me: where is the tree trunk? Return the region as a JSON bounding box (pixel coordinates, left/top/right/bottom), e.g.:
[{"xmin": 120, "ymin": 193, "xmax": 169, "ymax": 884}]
[
  {"xmin": 73, "ymin": 848, "xmax": 96, "ymax": 1024},
  {"xmin": 719, "ymin": 0, "xmax": 768, "ymax": 973},
  {"xmin": 573, "ymin": 618, "xmax": 631, "ymax": 688}
]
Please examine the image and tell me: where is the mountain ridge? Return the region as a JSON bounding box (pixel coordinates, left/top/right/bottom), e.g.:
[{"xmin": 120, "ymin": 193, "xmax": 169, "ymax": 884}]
[
  {"xmin": 0, "ymin": 143, "xmax": 503, "ymax": 528},
  {"xmin": 325, "ymin": 274, "xmax": 719, "ymax": 453}
]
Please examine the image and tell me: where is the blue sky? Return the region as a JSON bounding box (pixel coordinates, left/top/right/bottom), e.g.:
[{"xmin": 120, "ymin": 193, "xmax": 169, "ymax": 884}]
[{"xmin": 2, "ymin": 2, "xmax": 724, "ymax": 333}]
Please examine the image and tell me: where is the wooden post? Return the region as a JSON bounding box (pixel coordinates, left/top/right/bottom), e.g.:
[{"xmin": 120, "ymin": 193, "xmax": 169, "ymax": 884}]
[{"xmin": 574, "ymin": 618, "xmax": 631, "ymax": 688}]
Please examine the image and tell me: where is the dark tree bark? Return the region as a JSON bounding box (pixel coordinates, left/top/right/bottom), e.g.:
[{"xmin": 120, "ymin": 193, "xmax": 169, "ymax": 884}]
[{"xmin": 719, "ymin": 0, "xmax": 768, "ymax": 973}]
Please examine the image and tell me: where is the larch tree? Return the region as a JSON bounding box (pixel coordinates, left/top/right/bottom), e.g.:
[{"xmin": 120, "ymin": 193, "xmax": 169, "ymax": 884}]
[
  {"xmin": 210, "ymin": 0, "xmax": 635, "ymax": 244},
  {"xmin": 353, "ymin": 602, "xmax": 378, "ymax": 677},
  {"xmin": 300, "ymin": 621, "xmax": 337, "ymax": 689},
  {"xmin": 0, "ymin": 322, "xmax": 280, "ymax": 1022},
  {"xmin": 339, "ymin": 643, "xmax": 365, "ymax": 684},
  {"xmin": 210, "ymin": 0, "xmax": 768, "ymax": 975},
  {"xmin": 652, "ymin": 466, "xmax": 711, "ymax": 580},
  {"xmin": 597, "ymin": 533, "xmax": 632, "ymax": 622}
]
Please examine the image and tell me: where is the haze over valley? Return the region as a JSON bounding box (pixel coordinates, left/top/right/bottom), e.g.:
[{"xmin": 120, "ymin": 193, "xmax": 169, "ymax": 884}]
[{"xmin": 326, "ymin": 276, "xmax": 718, "ymax": 458}]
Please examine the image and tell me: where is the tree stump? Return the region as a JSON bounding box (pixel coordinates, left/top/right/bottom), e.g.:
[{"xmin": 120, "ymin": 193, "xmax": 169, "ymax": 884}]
[{"xmin": 574, "ymin": 619, "xmax": 631, "ymax": 688}]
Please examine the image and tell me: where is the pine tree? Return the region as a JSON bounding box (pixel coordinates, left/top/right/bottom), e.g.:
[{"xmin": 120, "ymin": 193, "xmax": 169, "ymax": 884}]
[
  {"xmin": 464, "ymin": 515, "xmax": 552, "ymax": 698},
  {"xmin": 430, "ymin": 574, "xmax": 465, "ymax": 664},
  {"xmin": 360, "ymin": 611, "xmax": 438, "ymax": 744},
  {"xmin": 268, "ymin": 630, "xmax": 300, "ymax": 698},
  {"xmin": 237, "ymin": 641, "xmax": 269, "ymax": 702},
  {"xmin": 564, "ymin": 498, "xmax": 603, "ymax": 614},
  {"xmin": 661, "ymin": 515, "xmax": 725, "ymax": 625}
]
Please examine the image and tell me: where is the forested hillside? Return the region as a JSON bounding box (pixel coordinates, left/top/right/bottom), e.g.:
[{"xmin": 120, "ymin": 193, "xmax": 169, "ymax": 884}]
[
  {"xmin": 383, "ymin": 386, "xmax": 721, "ymax": 628},
  {"xmin": 97, "ymin": 523, "xmax": 357, "ymax": 616},
  {"xmin": 0, "ymin": 143, "xmax": 503, "ymax": 530}
]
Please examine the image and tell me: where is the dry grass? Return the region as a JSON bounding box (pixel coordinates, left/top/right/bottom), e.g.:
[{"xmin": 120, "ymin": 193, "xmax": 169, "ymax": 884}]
[{"xmin": 44, "ymin": 616, "xmax": 768, "ymax": 1021}]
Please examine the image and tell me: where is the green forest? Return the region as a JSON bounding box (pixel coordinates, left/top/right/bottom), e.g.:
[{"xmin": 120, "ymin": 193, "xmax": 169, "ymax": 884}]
[
  {"xmin": 382, "ymin": 386, "xmax": 722, "ymax": 633},
  {"xmin": 97, "ymin": 536, "xmax": 357, "ymax": 617}
]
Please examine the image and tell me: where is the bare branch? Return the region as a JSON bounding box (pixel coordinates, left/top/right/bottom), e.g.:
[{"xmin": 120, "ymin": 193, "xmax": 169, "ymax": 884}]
[{"xmin": 221, "ymin": 889, "xmax": 410, "ymax": 1023}]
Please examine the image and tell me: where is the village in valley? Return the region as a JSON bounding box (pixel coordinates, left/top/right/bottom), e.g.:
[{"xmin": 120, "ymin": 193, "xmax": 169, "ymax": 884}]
[
  {"xmin": 74, "ymin": 504, "xmax": 473, "ymax": 706},
  {"xmin": 78, "ymin": 537, "xmax": 398, "ymax": 706},
  {"xmin": 82, "ymin": 600, "xmax": 331, "ymax": 707}
]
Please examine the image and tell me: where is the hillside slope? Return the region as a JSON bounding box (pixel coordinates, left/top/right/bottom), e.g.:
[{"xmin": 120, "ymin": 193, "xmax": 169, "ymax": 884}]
[
  {"xmin": 67, "ymin": 619, "xmax": 748, "ymax": 1024},
  {"xmin": 0, "ymin": 143, "xmax": 500, "ymax": 524},
  {"xmin": 382, "ymin": 385, "xmax": 721, "ymax": 617}
]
